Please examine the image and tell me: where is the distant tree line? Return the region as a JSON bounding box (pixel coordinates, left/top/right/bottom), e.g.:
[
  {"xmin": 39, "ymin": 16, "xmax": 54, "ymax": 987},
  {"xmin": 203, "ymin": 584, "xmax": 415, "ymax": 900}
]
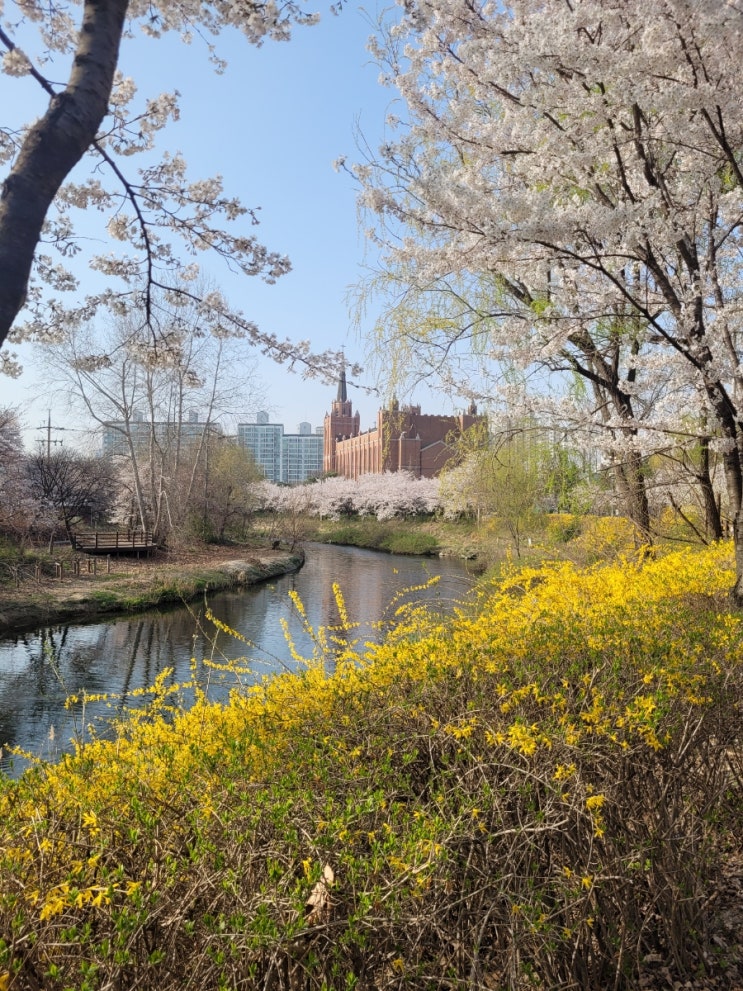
[
  {"xmin": 2, "ymin": 399, "xmax": 720, "ymax": 565},
  {"xmin": 0, "ymin": 406, "xmax": 263, "ymax": 554}
]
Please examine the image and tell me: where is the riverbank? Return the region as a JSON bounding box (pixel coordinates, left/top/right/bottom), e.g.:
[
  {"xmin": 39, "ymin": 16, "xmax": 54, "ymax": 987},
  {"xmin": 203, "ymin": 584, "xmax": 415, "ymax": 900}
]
[
  {"xmin": 0, "ymin": 512, "xmax": 647, "ymax": 637},
  {"xmin": 0, "ymin": 545, "xmax": 305, "ymax": 636},
  {"xmin": 298, "ymin": 515, "xmax": 495, "ymax": 562},
  {"xmin": 301, "ymin": 511, "xmax": 639, "ymax": 570}
]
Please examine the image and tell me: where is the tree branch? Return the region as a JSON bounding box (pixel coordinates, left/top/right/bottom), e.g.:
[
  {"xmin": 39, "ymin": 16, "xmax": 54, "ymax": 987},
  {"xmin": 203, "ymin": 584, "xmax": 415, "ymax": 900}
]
[{"xmin": 0, "ymin": 0, "xmax": 129, "ymax": 347}]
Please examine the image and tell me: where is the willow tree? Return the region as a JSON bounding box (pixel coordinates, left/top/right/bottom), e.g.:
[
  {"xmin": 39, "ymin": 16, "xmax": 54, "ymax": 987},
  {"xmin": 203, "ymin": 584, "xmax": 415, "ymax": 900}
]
[{"xmin": 355, "ymin": 0, "xmax": 743, "ymax": 595}]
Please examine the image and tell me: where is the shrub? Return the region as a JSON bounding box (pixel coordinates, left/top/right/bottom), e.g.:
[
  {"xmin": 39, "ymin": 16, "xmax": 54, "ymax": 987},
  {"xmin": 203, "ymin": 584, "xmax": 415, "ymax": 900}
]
[
  {"xmin": 569, "ymin": 514, "xmax": 639, "ymax": 561},
  {"xmin": 0, "ymin": 545, "xmax": 741, "ymax": 990},
  {"xmin": 545, "ymin": 511, "xmax": 582, "ymax": 543}
]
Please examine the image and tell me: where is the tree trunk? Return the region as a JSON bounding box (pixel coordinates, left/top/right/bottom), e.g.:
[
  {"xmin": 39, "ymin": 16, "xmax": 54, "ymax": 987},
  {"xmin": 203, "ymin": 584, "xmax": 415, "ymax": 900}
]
[
  {"xmin": 612, "ymin": 449, "xmax": 652, "ymax": 544},
  {"xmin": 573, "ymin": 339, "xmax": 653, "ymax": 544},
  {"xmin": 720, "ymin": 441, "xmax": 743, "ymax": 603},
  {"xmin": 696, "ymin": 436, "xmax": 723, "ymax": 541},
  {"xmin": 732, "ymin": 509, "xmax": 743, "ymax": 605},
  {"xmin": 0, "ymin": 0, "xmax": 129, "ymax": 346},
  {"xmin": 125, "ymin": 425, "xmax": 150, "ymax": 535}
]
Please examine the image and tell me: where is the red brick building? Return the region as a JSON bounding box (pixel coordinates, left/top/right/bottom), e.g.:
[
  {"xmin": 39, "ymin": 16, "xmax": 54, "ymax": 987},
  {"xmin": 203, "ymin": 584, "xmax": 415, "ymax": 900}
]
[{"xmin": 323, "ymin": 370, "xmax": 482, "ymax": 479}]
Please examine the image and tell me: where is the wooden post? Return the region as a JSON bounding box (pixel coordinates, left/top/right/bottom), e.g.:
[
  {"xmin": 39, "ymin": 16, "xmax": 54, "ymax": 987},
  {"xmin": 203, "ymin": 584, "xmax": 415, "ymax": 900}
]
[{"xmin": 106, "ymin": 555, "xmax": 110, "ymax": 574}]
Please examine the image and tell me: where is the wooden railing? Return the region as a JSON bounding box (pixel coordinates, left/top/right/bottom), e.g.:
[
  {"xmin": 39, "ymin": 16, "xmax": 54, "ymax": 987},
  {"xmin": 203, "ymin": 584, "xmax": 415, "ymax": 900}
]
[{"xmin": 71, "ymin": 529, "xmax": 157, "ymax": 554}]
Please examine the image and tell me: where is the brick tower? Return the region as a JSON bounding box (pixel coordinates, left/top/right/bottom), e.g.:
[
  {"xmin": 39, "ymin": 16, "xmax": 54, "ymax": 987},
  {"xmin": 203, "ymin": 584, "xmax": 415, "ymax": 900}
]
[{"xmin": 323, "ymin": 365, "xmax": 360, "ymax": 474}]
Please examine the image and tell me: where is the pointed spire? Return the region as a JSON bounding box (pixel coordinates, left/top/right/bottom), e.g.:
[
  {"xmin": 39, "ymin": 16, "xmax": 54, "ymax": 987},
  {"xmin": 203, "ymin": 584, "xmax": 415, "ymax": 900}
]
[{"xmin": 336, "ymin": 362, "xmax": 348, "ymax": 403}]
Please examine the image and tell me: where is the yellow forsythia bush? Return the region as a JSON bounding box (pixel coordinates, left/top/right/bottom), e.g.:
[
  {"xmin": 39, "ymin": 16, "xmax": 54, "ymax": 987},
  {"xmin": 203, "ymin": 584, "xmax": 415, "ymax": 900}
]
[
  {"xmin": 0, "ymin": 543, "xmax": 741, "ymax": 991},
  {"xmin": 566, "ymin": 513, "xmax": 640, "ymax": 560}
]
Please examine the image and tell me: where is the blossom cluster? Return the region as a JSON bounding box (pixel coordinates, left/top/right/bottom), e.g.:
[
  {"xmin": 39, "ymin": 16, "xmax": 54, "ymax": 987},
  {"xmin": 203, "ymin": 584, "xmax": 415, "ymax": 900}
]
[{"xmin": 254, "ymin": 472, "xmax": 441, "ymax": 520}]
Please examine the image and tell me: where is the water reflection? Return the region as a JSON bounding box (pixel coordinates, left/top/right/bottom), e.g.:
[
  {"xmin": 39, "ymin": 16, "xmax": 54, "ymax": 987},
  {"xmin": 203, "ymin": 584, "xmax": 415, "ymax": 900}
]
[{"xmin": 0, "ymin": 543, "xmax": 475, "ymax": 775}]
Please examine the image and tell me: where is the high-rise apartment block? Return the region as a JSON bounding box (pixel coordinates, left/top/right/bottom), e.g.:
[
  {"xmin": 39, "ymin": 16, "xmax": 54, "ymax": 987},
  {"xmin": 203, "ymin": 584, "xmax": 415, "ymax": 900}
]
[
  {"xmin": 101, "ymin": 409, "xmax": 223, "ymax": 456},
  {"xmin": 237, "ymin": 412, "xmax": 323, "ymax": 483}
]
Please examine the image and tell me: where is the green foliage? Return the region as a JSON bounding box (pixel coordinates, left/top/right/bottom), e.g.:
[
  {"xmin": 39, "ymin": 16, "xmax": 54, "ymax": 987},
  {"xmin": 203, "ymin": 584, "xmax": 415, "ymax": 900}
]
[
  {"xmin": 543, "ymin": 445, "xmax": 593, "ymax": 511},
  {"xmin": 445, "ymin": 420, "xmax": 550, "ymax": 554},
  {"xmin": 88, "ymin": 590, "xmax": 119, "ymax": 608},
  {"xmin": 320, "ymin": 518, "xmax": 440, "ymax": 556},
  {"xmin": 379, "ymin": 531, "xmax": 439, "ymax": 555}
]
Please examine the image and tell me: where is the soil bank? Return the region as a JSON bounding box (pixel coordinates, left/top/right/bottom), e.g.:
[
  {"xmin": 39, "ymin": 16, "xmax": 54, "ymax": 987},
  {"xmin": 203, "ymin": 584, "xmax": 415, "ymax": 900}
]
[{"xmin": 0, "ymin": 547, "xmax": 305, "ymax": 636}]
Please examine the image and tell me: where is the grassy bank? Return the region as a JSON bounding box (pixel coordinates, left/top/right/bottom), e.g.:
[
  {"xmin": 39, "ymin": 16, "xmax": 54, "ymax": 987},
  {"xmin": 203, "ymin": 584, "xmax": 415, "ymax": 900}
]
[
  {"xmin": 1, "ymin": 542, "xmax": 741, "ymax": 990},
  {"xmin": 304, "ymin": 516, "xmax": 446, "ymax": 556},
  {"xmin": 0, "ymin": 547, "xmax": 305, "ymax": 635},
  {"xmin": 303, "ymin": 511, "xmax": 646, "ymax": 571}
]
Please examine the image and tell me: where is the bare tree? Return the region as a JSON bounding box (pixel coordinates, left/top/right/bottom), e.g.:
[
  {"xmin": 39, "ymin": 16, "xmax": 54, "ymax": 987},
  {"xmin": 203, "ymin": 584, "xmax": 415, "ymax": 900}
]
[
  {"xmin": 0, "ymin": 406, "xmax": 32, "ymax": 541},
  {"xmin": 42, "ymin": 293, "xmax": 265, "ymax": 543},
  {"xmin": 26, "ymin": 447, "xmax": 118, "ymax": 547},
  {"xmin": 186, "ymin": 438, "xmax": 263, "ymax": 542}
]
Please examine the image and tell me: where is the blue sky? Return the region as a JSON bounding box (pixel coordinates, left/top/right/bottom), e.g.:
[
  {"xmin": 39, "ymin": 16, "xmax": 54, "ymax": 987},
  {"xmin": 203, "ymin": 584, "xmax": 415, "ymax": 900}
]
[{"xmin": 2, "ymin": 2, "xmax": 452, "ymax": 449}]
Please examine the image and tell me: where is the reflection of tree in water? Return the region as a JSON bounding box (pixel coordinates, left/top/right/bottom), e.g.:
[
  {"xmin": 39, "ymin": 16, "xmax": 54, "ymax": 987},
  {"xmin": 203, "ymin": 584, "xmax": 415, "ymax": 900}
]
[
  {"xmin": 0, "ymin": 626, "xmax": 95, "ymax": 770},
  {"xmin": 1, "ymin": 546, "xmax": 474, "ymax": 775}
]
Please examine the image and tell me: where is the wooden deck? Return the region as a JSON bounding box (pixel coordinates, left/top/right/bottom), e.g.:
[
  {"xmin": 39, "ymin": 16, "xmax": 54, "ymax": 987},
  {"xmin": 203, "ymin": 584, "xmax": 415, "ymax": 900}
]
[{"xmin": 72, "ymin": 529, "xmax": 158, "ymax": 555}]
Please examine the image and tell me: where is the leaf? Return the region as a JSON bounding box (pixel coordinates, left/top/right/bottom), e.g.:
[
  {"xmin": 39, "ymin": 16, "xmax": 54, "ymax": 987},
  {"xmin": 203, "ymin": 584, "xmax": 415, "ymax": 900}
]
[{"xmin": 305, "ymin": 863, "xmax": 335, "ymax": 925}]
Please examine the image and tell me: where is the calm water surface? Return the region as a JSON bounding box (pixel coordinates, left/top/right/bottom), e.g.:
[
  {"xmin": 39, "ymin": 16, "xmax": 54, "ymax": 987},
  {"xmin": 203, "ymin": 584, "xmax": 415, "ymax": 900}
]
[{"xmin": 0, "ymin": 544, "xmax": 475, "ymax": 775}]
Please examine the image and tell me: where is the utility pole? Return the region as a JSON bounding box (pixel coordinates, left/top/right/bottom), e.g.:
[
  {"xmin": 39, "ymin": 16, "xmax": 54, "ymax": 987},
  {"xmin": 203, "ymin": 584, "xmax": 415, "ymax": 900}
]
[{"xmin": 39, "ymin": 410, "xmax": 65, "ymax": 457}]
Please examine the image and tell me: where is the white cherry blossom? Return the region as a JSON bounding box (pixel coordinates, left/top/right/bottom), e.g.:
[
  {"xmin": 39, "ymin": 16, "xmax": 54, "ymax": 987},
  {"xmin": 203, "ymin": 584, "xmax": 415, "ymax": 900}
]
[
  {"xmin": 355, "ymin": 0, "xmax": 743, "ymax": 595},
  {"xmin": 0, "ymin": 0, "xmax": 345, "ymax": 384}
]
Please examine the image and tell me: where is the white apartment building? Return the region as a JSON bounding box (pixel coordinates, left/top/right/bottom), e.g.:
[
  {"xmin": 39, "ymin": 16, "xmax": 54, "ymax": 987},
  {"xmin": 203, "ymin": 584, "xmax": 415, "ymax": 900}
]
[
  {"xmin": 101, "ymin": 409, "xmax": 223, "ymax": 456},
  {"xmin": 237, "ymin": 413, "xmax": 323, "ymax": 483}
]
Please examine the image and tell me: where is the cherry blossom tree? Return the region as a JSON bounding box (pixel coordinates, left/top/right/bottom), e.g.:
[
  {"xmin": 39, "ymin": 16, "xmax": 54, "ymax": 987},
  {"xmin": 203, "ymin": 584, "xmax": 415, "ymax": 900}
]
[
  {"xmin": 351, "ymin": 470, "xmax": 439, "ymax": 519},
  {"xmin": 0, "ymin": 0, "xmax": 357, "ymax": 381},
  {"xmin": 0, "ymin": 406, "xmax": 33, "ymax": 540},
  {"xmin": 41, "ymin": 292, "xmax": 263, "ymax": 542},
  {"xmin": 354, "ymin": 0, "xmax": 743, "ymax": 596},
  {"xmin": 254, "ymin": 472, "xmax": 441, "ymax": 521}
]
